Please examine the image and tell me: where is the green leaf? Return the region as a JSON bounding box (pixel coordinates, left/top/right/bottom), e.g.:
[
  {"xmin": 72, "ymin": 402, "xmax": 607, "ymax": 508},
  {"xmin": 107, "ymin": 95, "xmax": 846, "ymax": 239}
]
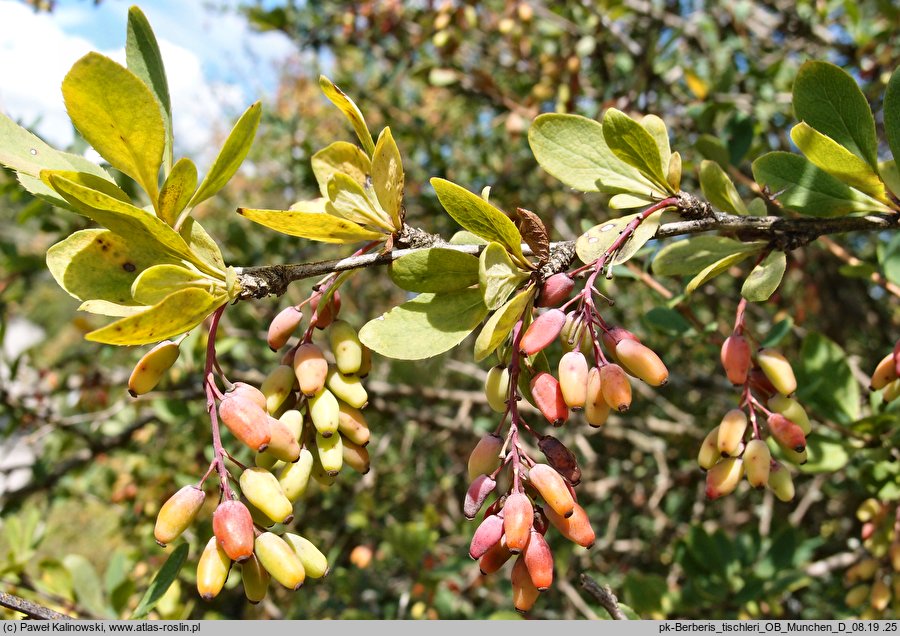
[
  {"xmin": 319, "ymin": 75, "xmax": 375, "ymax": 156},
  {"xmin": 431, "ymin": 178, "xmax": 526, "ymax": 266},
  {"xmin": 372, "ymin": 127, "xmax": 404, "ymax": 229},
  {"xmin": 885, "ymin": 67, "xmax": 900, "ymax": 166},
  {"xmin": 795, "ymin": 332, "xmax": 861, "ymax": 424},
  {"xmin": 879, "ymin": 233, "xmax": 900, "ymax": 286},
  {"xmin": 179, "ymin": 217, "xmax": 225, "ymax": 273},
  {"xmin": 527, "ymin": 113, "xmax": 661, "ymax": 195},
  {"xmin": 63, "ymin": 554, "xmax": 114, "ymax": 619},
  {"xmin": 47, "ymin": 229, "xmax": 179, "ymax": 306},
  {"xmin": 311, "ymin": 141, "xmax": 371, "ymax": 197},
  {"xmin": 358, "ymin": 289, "xmax": 488, "ymax": 360},
  {"xmin": 189, "ymin": 101, "xmax": 261, "ymax": 208},
  {"xmin": 130, "ymin": 544, "xmax": 189, "ymax": 619},
  {"xmin": 879, "ymin": 160, "xmax": 900, "ymax": 199},
  {"xmin": 38, "ymin": 170, "xmax": 131, "ymax": 204},
  {"xmin": 0, "ymin": 112, "xmax": 114, "ymax": 205},
  {"xmin": 62, "ymin": 52, "xmax": 165, "ymax": 201},
  {"xmin": 751, "ymin": 152, "xmax": 890, "ymax": 216},
  {"xmin": 793, "ymin": 60, "xmax": 878, "ymax": 168},
  {"xmin": 44, "ymin": 171, "xmax": 214, "ymax": 274},
  {"xmin": 449, "ymin": 231, "xmax": 488, "ymax": 246},
  {"xmin": 131, "ymin": 264, "xmax": 211, "ymax": 305},
  {"xmin": 158, "ymin": 158, "xmax": 198, "ymax": 226},
  {"xmin": 237, "ymin": 207, "xmax": 383, "ymax": 243},
  {"xmin": 575, "ymin": 211, "xmax": 665, "ymax": 265},
  {"xmin": 389, "ymin": 248, "xmax": 479, "ymax": 293},
  {"xmin": 760, "ymin": 318, "xmax": 794, "ymax": 348},
  {"xmin": 790, "ymin": 123, "xmax": 887, "ymax": 200},
  {"xmin": 699, "ymin": 160, "xmax": 748, "ymax": 215},
  {"xmin": 479, "ymin": 242, "xmax": 530, "ymax": 310},
  {"xmin": 327, "ymin": 172, "xmax": 392, "ymax": 231},
  {"xmin": 602, "ymin": 108, "xmax": 673, "ymax": 193},
  {"xmin": 741, "ymin": 251, "xmax": 786, "ymax": 302},
  {"xmin": 608, "ymin": 193, "xmax": 655, "ymax": 209},
  {"xmin": 641, "ymin": 306, "xmax": 692, "ymax": 336},
  {"xmin": 86, "ymin": 287, "xmax": 225, "ymax": 345},
  {"xmin": 641, "ymin": 114, "xmax": 671, "ymax": 172},
  {"xmin": 694, "ymin": 134, "xmax": 730, "ymax": 169},
  {"xmin": 126, "ymin": 5, "xmax": 172, "ymax": 174},
  {"xmin": 798, "ymin": 432, "xmax": 851, "ymax": 474},
  {"xmin": 686, "ymin": 251, "xmax": 754, "ymax": 294},
  {"xmin": 474, "ymin": 288, "xmax": 533, "ymax": 361},
  {"xmin": 653, "ymin": 236, "xmax": 764, "ymax": 277}
]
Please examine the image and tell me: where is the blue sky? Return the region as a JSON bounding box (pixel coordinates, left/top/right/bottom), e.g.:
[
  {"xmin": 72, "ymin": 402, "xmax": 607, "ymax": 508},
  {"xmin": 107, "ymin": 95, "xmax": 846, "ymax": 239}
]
[{"xmin": 0, "ymin": 0, "xmax": 295, "ymax": 153}]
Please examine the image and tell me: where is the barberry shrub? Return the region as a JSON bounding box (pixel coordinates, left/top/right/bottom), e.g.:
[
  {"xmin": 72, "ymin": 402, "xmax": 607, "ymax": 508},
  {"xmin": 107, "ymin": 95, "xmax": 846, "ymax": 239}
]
[{"xmin": 2, "ymin": 3, "xmax": 900, "ymax": 620}]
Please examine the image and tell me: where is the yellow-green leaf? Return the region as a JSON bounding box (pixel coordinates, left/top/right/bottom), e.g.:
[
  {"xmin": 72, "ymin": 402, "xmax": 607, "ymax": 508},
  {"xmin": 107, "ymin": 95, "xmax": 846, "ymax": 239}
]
[
  {"xmin": 319, "ymin": 75, "xmax": 375, "ymax": 156},
  {"xmin": 575, "ymin": 211, "xmax": 666, "ymax": 265},
  {"xmin": 431, "ymin": 178, "xmax": 526, "ymax": 266},
  {"xmin": 885, "ymin": 68, "xmax": 900, "ymax": 166},
  {"xmin": 741, "ymin": 251, "xmax": 786, "ymax": 302},
  {"xmin": 62, "ymin": 52, "xmax": 165, "ymax": 201},
  {"xmin": 474, "ymin": 288, "xmax": 533, "ymax": 362},
  {"xmin": 653, "ymin": 236, "xmax": 765, "ymax": 276},
  {"xmin": 699, "ymin": 160, "xmax": 748, "ymax": 215},
  {"xmin": 326, "ymin": 172, "xmax": 393, "ymax": 231},
  {"xmin": 158, "ymin": 158, "xmax": 198, "ymax": 226},
  {"xmin": 790, "ymin": 123, "xmax": 887, "ymax": 201},
  {"xmin": 389, "ymin": 248, "xmax": 479, "ymax": 293},
  {"xmin": 237, "ymin": 208, "xmax": 383, "ymax": 243},
  {"xmin": 39, "ymin": 170, "xmax": 131, "ymax": 205},
  {"xmin": 179, "ymin": 217, "xmax": 226, "ymax": 273},
  {"xmin": 479, "ymin": 242, "xmax": 530, "ymax": 310},
  {"xmin": 311, "ymin": 141, "xmax": 371, "ymax": 197},
  {"xmin": 609, "ymin": 193, "xmax": 655, "ymax": 209},
  {"xmin": 78, "ymin": 300, "xmax": 149, "ymax": 317},
  {"xmin": 602, "ymin": 108, "xmax": 673, "ymax": 194},
  {"xmin": 46, "ymin": 229, "xmax": 179, "ymax": 306},
  {"xmin": 372, "ymin": 127, "xmax": 404, "ymax": 229},
  {"xmin": 189, "ymin": 101, "xmax": 261, "ymax": 208},
  {"xmin": 686, "ymin": 251, "xmax": 753, "ymax": 294},
  {"xmin": 131, "ymin": 264, "xmax": 212, "ymax": 305},
  {"xmin": 879, "ymin": 161, "xmax": 900, "ymax": 199},
  {"xmin": 86, "ymin": 287, "xmax": 225, "ymax": 345},
  {"xmin": 641, "ymin": 114, "xmax": 671, "ymax": 173}
]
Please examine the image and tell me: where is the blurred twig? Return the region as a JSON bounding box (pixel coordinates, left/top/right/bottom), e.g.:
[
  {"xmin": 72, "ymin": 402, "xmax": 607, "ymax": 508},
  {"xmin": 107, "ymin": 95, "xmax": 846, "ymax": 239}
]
[
  {"xmin": 0, "ymin": 590, "xmax": 74, "ymax": 621},
  {"xmin": 579, "ymin": 574, "xmax": 628, "ymax": 619}
]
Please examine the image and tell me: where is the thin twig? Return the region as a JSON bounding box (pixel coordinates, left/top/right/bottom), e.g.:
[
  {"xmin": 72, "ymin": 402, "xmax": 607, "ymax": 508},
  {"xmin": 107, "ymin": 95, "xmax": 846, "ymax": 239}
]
[
  {"xmin": 579, "ymin": 574, "xmax": 629, "ymax": 619},
  {"xmin": 0, "ymin": 590, "xmax": 75, "ymax": 620}
]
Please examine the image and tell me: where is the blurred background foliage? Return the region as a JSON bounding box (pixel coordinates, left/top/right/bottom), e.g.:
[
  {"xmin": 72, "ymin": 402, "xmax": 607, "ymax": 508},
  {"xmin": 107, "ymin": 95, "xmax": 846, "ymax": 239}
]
[{"xmin": 2, "ymin": 0, "xmax": 900, "ymax": 620}]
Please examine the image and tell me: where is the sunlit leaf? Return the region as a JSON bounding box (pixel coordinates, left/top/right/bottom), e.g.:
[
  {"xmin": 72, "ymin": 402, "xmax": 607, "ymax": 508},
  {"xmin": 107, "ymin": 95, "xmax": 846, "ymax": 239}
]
[
  {"xmin": 372, "ymin": 127, "xmax": 404, "ymax": 229},
  {"xmin": 130, "ymin": 544, "xmax": 189, "ymax": 619},
  {"xmin": 602, "ymin": 108, "xmax": 673, "ymax": 193},
  {"xmin": 311, "ymin": 141, "xmax": 371, "ymax": 197},
  {"xmin": 795, "ymin": 332, "xmax": 860, "ymax": 423},
  {"xmin": 699, "ymin": 160, "xmax": 748, "ymax": 215},
  {"xmin": 319, "ymin": 75, "xmax": 375, "ymax": 156},
  {"xmin": 158, "ymin": 158, "xmax": 198, "ymax": 226},
  {"xmin": 327, "ymin": 172, "xmax": 392, "ymax": 231},
  {"xmin": 685, "ymin": 251, "xmax": 754, "ymax": 294},
  {"xmin": 474, "ymin": 288, "xmax": 533, "ymax": 362},
  {"xmin": 885, "ymin": 67, "xmax": 900, "ymax": 166},
  {"xmin": 179, "ymin": 217, "xmax": 225, "ymax": 273},
  {"xmin": 131, "ymin": 264, "xmax": 211, "ymax": 305},
  {"xmin": 575, "ymin": 211, "xmax": 665, "ymax": 265},
  {"xmin": 741, "ymin": 251, "xmax": 786, "ymax": 302},
  {"xmin": 641, "ymin": 114, "xmax": 671, "ymax": 173},
  {"xmin": 389, "ymin": 248, "xmax": 479, "ymax": 293},
  {"xmin": 653, "ymin": 236, "xmax": 765, "ymax": 277},
  {"xmin": 237, "ymin": 207, "xmax": 383, "ymax": 243},
  {"xmin": 479, "ymin": 242, "xmax": 530, "ymax": 310}
]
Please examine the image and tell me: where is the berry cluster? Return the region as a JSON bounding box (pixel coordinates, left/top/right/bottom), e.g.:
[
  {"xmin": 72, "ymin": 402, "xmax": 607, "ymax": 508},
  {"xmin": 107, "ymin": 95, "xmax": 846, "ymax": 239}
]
[
  {"xmin": 149, "ymin": 282, "xmax": 373, "ymax": 603},
  {"xmin": 700, "ymin": 301, "xmax": 811, "ymax": 502},
  {"xmin": 843, "ymin": 499, "xmax": 900, "ymax": 616}
]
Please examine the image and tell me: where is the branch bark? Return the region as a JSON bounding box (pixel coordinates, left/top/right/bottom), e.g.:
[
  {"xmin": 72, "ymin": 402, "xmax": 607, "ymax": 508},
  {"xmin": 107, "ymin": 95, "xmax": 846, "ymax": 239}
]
[
  {"xmin": 235, "ymin": 211, "xmax": 900, "ymax": 300},
  {"xmin": 0, "ymin": 590, "xmax": 74, "ymax": 620},
  {"xmin": 579, "ymin": 574, "xmax": 628, "ymax": 619}
]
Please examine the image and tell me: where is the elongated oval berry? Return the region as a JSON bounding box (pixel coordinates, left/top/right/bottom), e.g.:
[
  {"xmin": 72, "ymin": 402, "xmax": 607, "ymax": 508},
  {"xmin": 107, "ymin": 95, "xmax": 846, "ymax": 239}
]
[
  {"xmin": 255, "ymin": 532, "xmax": 306, "ymax": 590},
  {"xmin": 196, "ymin": 536, "xmax": 231, "ymax": 600},
  {"xmin": 241, "ymin": 553, "xmax": 269, "ymax": 604},
  {"xmin": 326, "ymin": 368, "xmax": 368, "ymax": 409},
  {"xmin": 484, "ymin": 365, "xmax": 510, "ymax": 413},
  {"xmin": 528, "ymin": 464, "xmax": 575, "ymax": 518},
  {"xmin": 697, "ymin": 426, "xmax": 721, "ymax": 470},
  {"xmin": 212, "ymin": 500, "xmax": 254, "ymax": 562},
  {"xmin": 511, "ymin": 554, "xmax": 541, "ymax": 613},
  {"xmin": 342, "ymin": 437, "xmax": 370, "ymax": 474},
  {"xmin": 584, "ymin": 367, "xmax": 610, "ymax": 427},
  {"xmin": 537, "ymin": 435, "xmax": 581, "ymax": 485},
  {"xmin": 337, "ymin": 402, "xmax": 370, "ymax": 446},
  {"xmin": 267, "ymin": 306, "xmax": 303, "ymax": 351},
  {"xmin": 743, "ymin": 439, "xmax": 771, "ymax": 488},
  {"xmin": 748, "ymin": 367, "xmax": 777, "ymax": 400},
  {"xmin": 600, "ymin": 364, "xmax": 632, "ymax": 412},
  {"xmin": 767, "ymin": 461, "xmax": 795, "ymax": 502},
  {"xmin": 767, "ymin": 395, "xmax": 811, "ymax": 435},
  {"xmin": 316, "ymin": 431, "xmax": 343, "ymax": 475},
  {"xmin": 293, "ymin": 343, "xmax": 328, "ymax": 397},
  {"xmin": 266, "ymin": 416, "xmax": 301, "ymax": 463},
  {"xmin": 357, "ymin": 344, "xmax": 372, "ymax": 378},
  {"xmin": 885, "ymin": 379, "xmax": 900, "ymax": 403},
  {"xmin": 128, "ymin": 340, "xmax": 180, "ymax": 397},
  {"xmin": 616, "ymin": 339, "xmax": 668, "ymax": 386},
  {"xmin": 284, "ymin": 533, "xmax": 329, "ymax": 579},
  {"xmin": 558, "ymin": 351, "xmax": 589, "ymax": 410},
  {"xmin": 219, "ymin": 395, "xmax": 271, "ymax": 452},
  {"xmin": 523, "ymin": 529, "xmax": 554, "ymax": 591},
  {"xmin": 279, "ymin": 409, "xmax": 304, "ymax": 441},
  {"xmin": 536, "ymin": 273, "xmax": 574, "ymax": 308},
  {"xmin": 239, "ymin": 467, "xmax": 294, "ymax": 524},
  {"xmin": 519, "ymin": 309, "xmax": 566, "ymax": 356},
  {"xmin": 330, "ymin": 320, "xmax": 363, "ymax": 375},
  {"xmin": 310, "ymin": 290, "xmax": 341, "ymax": 329},
  {"xmin": 705, "ymin": 457, "xmax": 744, "ymax": 499},
  {"xmin": 600, "ymin": 326, "xmax": 638, "ymax": 362},
  {"xmin": 872, "ymin": 579, "xmax": 891, "ymax": 611},
  {"xmin": 767, "ymin": 413, "xmax": 806, "ymax": 453},
  {"xmin": 757, "ymin": 348, "xmax": 797, "ymax": 396},
  {"xmin": 530, "ymin": 372, "xmax": 568, "ymax": 426},
  {"xmin": 154, "ymin": 485, "xmax": 205, "ymax": 546},
  {"xmin": 720, "ymin": 334, "xmax": 751, "ymax": 386},
  {"xmin": 468, "ymin": 433, "xmax": 503, "ymax": 481},
  {"xmin": 279, "ymin": 448, "xmax": 314, "ymax": 502},
  {"xmin": 717, "ymin": 409, "xmax": 748, "ymax": 457},
  {"xmin": 470, "ymin": 514, "xmax": 504, "ymax": 560},
  {"xmin": 464, "ymin": 475, "xmax": 497, "ymax": 520},
  {"xmin": 228, "ymin": 382, "xmax": 267, "ymax": 411},
  {"xmin": 544, "ymin": 503, "xmax": 595, "ymax": 548},
  {"xmin": 255, "ymin": 450, "xmax": 279, "ymax": 470},
  {"xmin": 479, "ymin": 538, "xmax": 513, "ymax": 575},
  {"xmin": 845, "ymin": 584, "xmax": 870, "ymax": 609},
  {"xmin": 261, "ymin": 365, "xmax": 297, "ymax": 414},
  {"xmin": 870, "ymin": 353, "xmax": 898, "ymax": 390},
  {"xmin": 309, "ymin": 388, "xmax": 340, "ymax": 436},
  {"xmin": 503, "ymin": 493, "xmax": 534, "ymax": 553}
]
